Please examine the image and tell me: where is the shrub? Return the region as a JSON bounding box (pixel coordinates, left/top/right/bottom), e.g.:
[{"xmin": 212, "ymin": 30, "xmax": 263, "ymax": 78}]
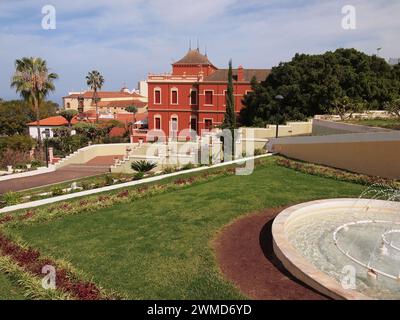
[
  {"xmin": 80, "ymin": 181, "xmax": 92, "ymax": 190},
  {"xmin": 30, "ymin": 159, "xmax": 44, "ymax": 168},
  {"xmin": 254, "ymin": 148, "xmax": 265, "ymax": 156},
  {"xmin": 104, "ymin": 175, "xmax": 114, "ymax": 186},
  {"xmin": 131, "ymin": 160, "xmax": 157, "ymax": 173},
  {"xmin": 1, "ymin": 191, "xmax": 21, "ymax": 206},
  {"xmin": 0, "ymin": 149, "xmax": 31, "ymax": 169},
  {"xmin": 51, "ymin": 187, "xmax": 64, "ymax": 196},
  {"xmin": 276, "ymin": 157, "xmax": 393, "ymax": 187},
  {"xmin": 162, "ymin": 165, "xmax": 178, "ymax": 174},
  {"xmin": 14, "ymin": 163, "xmax": 27, "ymax": 170},
  {"xmin": 0, "ymin": 135, "xmax": 35, "ymax": 153},
  {"xmin": 133, "ymin": 172, "xmax": 144, "ymax": 180},
  {"xmin": 181, "ymin": 162, "xmax": 196, "ymax": 171}
]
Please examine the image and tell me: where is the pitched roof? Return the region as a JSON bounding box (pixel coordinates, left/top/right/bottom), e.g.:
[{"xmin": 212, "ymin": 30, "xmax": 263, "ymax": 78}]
[
  {"xmin": 96, "ymin": 99, "xmax": 147, "ymax": 108},
  {"xmin": 174, "ymin": 49, "xmax": 215, "ymax": 66},
  {"xmin": 114, "ymin": 113, "xmax": 148, "ymax": 123},
  {"xmin": 64, "ymin": 91, "xmax": 144, "ymax": 99},
  {"xmin": 27, "ymin": 116, "xmax": 78, "ymax": 126},
  {"xmin": 204, "ymin": 69, "xmax": 271, "ymax": 82},
  {"xmin": 109, "ymin": 127, "xmax": 127, "ymax": 137}
]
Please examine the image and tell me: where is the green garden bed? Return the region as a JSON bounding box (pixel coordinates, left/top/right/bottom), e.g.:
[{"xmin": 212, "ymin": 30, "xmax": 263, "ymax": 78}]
[
  {"xmin": 344, "ymin": 118, "xmax": 400, "ymax": 130},
  {"xmin": 0, "ymin": 157, "xmax": 365, "ymax": 299}
]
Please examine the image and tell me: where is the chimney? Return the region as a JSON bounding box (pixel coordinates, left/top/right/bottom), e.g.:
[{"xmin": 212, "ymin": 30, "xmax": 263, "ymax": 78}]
[{"xmin": 237, "ymin": 65, "xmax": 244, "ymax": 81}]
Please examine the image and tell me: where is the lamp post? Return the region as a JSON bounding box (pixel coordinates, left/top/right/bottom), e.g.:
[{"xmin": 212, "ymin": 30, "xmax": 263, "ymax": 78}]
[
  {"xmin": 274, "ymin": 95, "xmax": 284, "ymax": 138},
  {"xmin": 42, "ymin": 131, "xmax": 50, "ymax": 167}
]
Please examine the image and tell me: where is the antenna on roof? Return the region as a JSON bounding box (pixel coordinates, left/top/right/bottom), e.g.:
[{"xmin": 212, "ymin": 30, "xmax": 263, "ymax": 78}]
[
  {"xmin": 205, "ymin": 45, "xmax": 207, "ymax": 56},
  {"xmin": 189, "ymin": 39, "xmax": 192, "ymax": 51},
  {"xmin": 197, "ymin": 38, "xmax": 200, "ymax": 52}
]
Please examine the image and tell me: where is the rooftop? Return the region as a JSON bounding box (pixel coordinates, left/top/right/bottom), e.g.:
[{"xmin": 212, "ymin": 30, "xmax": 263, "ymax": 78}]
[
  {"xmin": 204, "ymin": 68, "xmax": 271, "ymax": 82},
  {"xmin": 173, "ymin": 49, "xmax": 215, "ymax": 66},
  {"xmin": 64, "ymin": 91, "xmax": 144, "ymax": 99},
  {"xmin": 27, "ymin": 116, "xmax": 78, "ymax": 127},
  {"xmin": 96, "ymin": 99, "xmax": 147, "ymax": 108}
]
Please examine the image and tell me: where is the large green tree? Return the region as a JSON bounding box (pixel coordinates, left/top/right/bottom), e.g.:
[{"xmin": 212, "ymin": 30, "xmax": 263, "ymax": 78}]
[
  {"xmin": 0, "ymin": 100, "xmax": 58, "ymax": 136},
  {"xmin": 0, "ymin": 100, "xmax": 31, "ymax": 135},
  {"xmin": 86, "ymin": 70, "xmax": 104, "ymax": 124},
  {"xmin": 241, "ymin": 48, "xmax": 400, "ymax": 126},
  {"xmin": 11, "ymin": 57, "xmax": 58, "ymax": 146}
]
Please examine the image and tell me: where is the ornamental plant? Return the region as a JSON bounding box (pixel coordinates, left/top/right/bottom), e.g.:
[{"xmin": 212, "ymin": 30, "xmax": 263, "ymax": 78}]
[{"xmin": 130, "ymin": 160, "xmax": 157, "ymax": 173}]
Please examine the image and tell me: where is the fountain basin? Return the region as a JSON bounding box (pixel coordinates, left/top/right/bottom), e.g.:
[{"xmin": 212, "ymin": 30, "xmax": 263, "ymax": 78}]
[{"xmin": 272, "ymin": 199, "xmax": 400, "ymax": 300}]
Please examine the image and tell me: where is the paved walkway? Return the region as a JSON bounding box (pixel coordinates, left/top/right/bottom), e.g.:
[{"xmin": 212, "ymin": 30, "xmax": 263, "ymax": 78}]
[
  {"xmin": 0, "ymin": 156, "xmax": 122, "ymax": 193},
  {"xmin": 214, "ymin": 207, "xmax": 328, "ymax": 300}
]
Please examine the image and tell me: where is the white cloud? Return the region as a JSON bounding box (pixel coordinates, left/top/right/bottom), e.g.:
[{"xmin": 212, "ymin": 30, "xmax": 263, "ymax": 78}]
[{"xmin": 0, "ymin": 0, "xmax": 399, "ymax": 103}]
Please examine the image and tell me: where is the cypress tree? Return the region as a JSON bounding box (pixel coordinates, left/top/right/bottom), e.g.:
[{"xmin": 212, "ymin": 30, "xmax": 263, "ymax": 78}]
[{"xmin": 222, "ymin": 59, "xmax": 237, "ymax": 130}]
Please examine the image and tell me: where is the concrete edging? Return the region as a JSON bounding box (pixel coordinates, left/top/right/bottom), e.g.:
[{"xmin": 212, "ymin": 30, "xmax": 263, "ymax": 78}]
[
  {"xmin": 0, "ymin": 166, "xmax": 55, "ymax": 182},
  {"xmin": 271, "ymin": 198, "xmax": 400, "ymax": 300},
  {"xmin": 0, "ymin": 154, "xmax": 271, "ymax": 214}
]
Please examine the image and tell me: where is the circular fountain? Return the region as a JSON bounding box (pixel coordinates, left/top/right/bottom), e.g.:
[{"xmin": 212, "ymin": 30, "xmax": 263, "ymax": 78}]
[{"xmin": 272, "ymin": 194, "xmax": 400, "ymax": 300}]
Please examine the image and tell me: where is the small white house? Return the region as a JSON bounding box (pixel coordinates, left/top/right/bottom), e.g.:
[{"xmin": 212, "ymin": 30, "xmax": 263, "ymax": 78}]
[{"xmin": 27, "ymin": 116, "xmax": 76, "ymax": 139}]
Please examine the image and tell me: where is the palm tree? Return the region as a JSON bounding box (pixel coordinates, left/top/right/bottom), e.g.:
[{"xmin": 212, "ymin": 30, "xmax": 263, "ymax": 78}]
[
  {"xmin": 60, "ymin": 109, "xmax": 78, "ymax": 128},
  {"xmin": 86, "ymin": 70, "xmax": 104, "ymax": 124},
  {"xmin": 126, "ymin": 105, "xmax": 138, "ymax": 130},
  {"xmin": 11, "ymin": 57, "xmax": 58, "ymax": 148}
]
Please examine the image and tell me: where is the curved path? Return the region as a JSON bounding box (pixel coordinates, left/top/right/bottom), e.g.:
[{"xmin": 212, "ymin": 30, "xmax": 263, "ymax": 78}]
[
  {"xmin": 0, "ymin": 156, "xmax": 125, "ymax": 194},
  {"xmin": 214, "ymin": 207, "xmax": 329, "ymax": 300}
]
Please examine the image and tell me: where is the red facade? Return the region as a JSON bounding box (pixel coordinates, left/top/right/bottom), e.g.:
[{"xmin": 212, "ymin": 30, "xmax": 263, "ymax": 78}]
[{"xmin": 147, "ymin": 49, "xmax": 270, "ymax": 139}]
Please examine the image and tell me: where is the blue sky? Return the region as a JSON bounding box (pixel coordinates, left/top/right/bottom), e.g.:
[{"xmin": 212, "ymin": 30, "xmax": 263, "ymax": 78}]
[{"xmin": 1, "ymin": 0, "xmax": 399, "ymax": 104}]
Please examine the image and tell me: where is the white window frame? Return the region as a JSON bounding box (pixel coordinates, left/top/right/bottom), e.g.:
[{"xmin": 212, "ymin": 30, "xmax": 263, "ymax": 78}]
[
  {"xmin": 170, "ymin": 88, "xmax": 179, "ymax": 105},
  {"xmin": 154, "ymin": 87, "xmax": 162, "ymax": 105}
]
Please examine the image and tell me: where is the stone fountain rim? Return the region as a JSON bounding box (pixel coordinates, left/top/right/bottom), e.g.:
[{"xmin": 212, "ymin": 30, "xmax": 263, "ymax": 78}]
[{"xmin": 272, "ymin": 198, "xmax": 400, "ymax": 300}]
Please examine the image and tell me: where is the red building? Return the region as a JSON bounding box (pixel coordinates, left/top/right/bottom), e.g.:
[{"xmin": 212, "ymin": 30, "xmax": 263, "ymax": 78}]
[{"xmin": 147, "ymin": 49, "xmax": 270, "ymax": 139}]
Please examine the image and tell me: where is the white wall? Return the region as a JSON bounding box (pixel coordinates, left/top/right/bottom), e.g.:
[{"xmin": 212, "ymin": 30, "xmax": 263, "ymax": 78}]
[
  {"xmin": 28, "ymin": 126, "xmax": 56, "ymax": 139},
  {"xmin": 28, "ymin": 126, "xmax": 76, "ymax": 139}
]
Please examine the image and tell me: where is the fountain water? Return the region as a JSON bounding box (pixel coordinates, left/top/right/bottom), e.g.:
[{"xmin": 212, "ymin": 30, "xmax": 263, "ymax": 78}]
[{"xmin": 272, "ymin": 183, "xmax": 400, "ymax": 299}]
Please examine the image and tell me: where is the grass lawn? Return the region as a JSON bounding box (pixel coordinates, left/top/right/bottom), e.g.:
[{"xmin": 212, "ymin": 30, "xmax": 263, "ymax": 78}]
[
  {"xmin": 345, "ymin": 118, "xmax": 400, "ymax": 130},
  {"xmin": 2, "ymin": 158, "xmax": 366, "ymax": 299}
]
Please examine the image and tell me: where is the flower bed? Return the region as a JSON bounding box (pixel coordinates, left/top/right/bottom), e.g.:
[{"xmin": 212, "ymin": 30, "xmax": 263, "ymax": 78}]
[
  {"xmin": 276, "ymin": 156, "xmax": 399, "ymax": 187},
  {"xmin": 0, "ymin": 232, "xmax": 117, "ymax": 300},
  {"xmin": 3, "ymin": 164, "xmax": 242, "ymax": 228}
]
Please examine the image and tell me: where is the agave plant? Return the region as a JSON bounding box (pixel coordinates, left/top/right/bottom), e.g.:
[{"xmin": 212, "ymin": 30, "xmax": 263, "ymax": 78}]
[{"xmin": 130, "ymin": 160, "xmax": 157, "ymax": 173}]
